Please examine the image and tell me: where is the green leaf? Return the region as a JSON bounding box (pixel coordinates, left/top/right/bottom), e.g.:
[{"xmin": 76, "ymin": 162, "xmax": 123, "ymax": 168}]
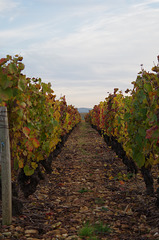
[
  {"xmin": 49, "ymin": 108, "xmax": 54, "ymax": 115},
  {"xmin": 144, "ymin": 83, "xmax": 152, "ymax": 93},
  {"xmin": 152, "ymin": 128, "xmax": 159, "ymax": 139},
  {"xmin": 18, "ymin": 63, "xmax": 25, "ymax": 71},
  {"xmin": 27, "ymin": 122, "xmax": 34, "ymax": 129},
  {"xmin": 140, "ymin": 108, "xmax": 147, "ymax": 117},
  {"xmin": 24, "ymin": 165, "xmax": 34, "ymax": 176},
  {"xmin": 41, "ymin": 82, "xmax": 52, "ymax": 94},
  {"xmin": 138, "ymin": 128, "xmax": 146, "ymax": 137},
  {"xmin": 8, "ymin": 63, "xmax": 17, "ymax": 74},
  {"xmin": 0, "ymin": 74, "xmax": 13, "ymax": 89},
  {"xmin": 124, "ymin": 112, "xmax": 131, "ymax": 121},
  {"xmin": 138, "ymin": 90, "xmax": 146, "ymax": 103},
  {"xmin": 148, "ymin": 112, "xmax": 157, "ymax": 123},
  {"xmin": 51, "ymin": 118, "xmax": 58, "ymax": 127},
  {"xmin": 14, "ymin": 158, "xmax": 19, "ymax": 170},
  {"xmin": 0, "ymin": 87, "xmax": 13, "ymax": 100},
  {"xmin": 16, "ymin": 109, "xmax": 23, "ymax": 117},
  {"xmin": 135, "ymin": 134, "xmax": 143, "ymax": 146},
  {"xmin": 13, "ymin": 88, "xmax": 20, "ymax": 97},
  {"xmin": 18, "ymin": 75, "xmax": 26, "ymax": 91},
  {"xmin": 133, "ymin": 150, "xmax": 145, "ymax": 168},
  {"xmin": 41, "ymin": 83, "xmax": 48, "ymax": 94}
]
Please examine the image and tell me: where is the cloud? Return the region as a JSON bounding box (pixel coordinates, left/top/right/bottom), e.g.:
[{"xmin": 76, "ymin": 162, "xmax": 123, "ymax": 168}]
[
  {"xmin": 133, "ymin": 0, "xmax": 159, "ymax": 8},
  {"xmin": 0, "ymin": 0, "xmax": 19, "ymax": 13},
  {"xmin": 22, "ymin": 2, "xmax": 158, "ymax": 73}
]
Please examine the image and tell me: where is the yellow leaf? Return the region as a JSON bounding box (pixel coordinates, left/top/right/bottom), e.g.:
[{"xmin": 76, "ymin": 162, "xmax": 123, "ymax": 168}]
[
  {"xmin": 109, "ymin": 176, "xmax": 114, "ymax": 180},
  {"xmin": 31, "ymin": 162, "xmax": 38, "ymax": 170},
  {"xmin": 18, "ymin": 159, "xmax": 24, "ymax": 168},
  {"xmin": 20, "ymin": 102, "xmax": 26, "ymax": 109},
  {"xmin": 37, "ymin": 154, "xmax": 44, "ymax": 161},
  {"xmin": 31, "ymin": 138, "xmax": 40, "ymax": 148},
  {"xmin": 23, "ymin": 150, "xmax": 27, "ymax": 156}
]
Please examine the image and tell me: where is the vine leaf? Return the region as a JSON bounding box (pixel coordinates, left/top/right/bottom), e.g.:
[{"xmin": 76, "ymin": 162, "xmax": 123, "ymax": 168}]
[
  {"xmin": 0, "ymin": 58, "xmax": 7, "ymax": 66},
  {"xmin": 31, "ymin": 138, "xmax": 40, "ymax": 148},
  {"xmin": 26, "ymin": 140, "xmax": 34, "ymax": 152},
  {"xmin": 146, "ymin": 126, "xmax": 158, "ymax": 139},
  {"xmin": 0, "ymin": 87, "xmax": 13, "ymax": 100},
  {"xmin": 23, "ymin": 127, "xmax": 31, "ymax": 138},
  {"xmin": 24, "ymin": 165, "xmax": 34, "ymax": 176}
]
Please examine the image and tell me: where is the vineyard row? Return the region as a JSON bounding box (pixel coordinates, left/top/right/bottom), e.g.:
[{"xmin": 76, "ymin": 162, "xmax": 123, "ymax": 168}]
[
  {"xmin": 0, "ymin": 55, "xmax": 81, "ymax": 198},
  {"xmin": 85, "ymin": 56, "xmax": 159, "ymax": 199}
]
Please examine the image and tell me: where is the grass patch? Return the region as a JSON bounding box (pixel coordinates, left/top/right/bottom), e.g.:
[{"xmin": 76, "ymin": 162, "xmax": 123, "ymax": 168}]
[
  {"xmin": 87, "ymin": 129, "xmax": 95, "ymax": 133},
  {"xmin": 78, "ymin": 188, "xmax": 89, "ymax": 193},
  {"xmin": 101, "ymin": 206, "xmax": 109, "ymax": 211},
  {"xmin": 114, "ymin": 172, "xmax": 134, "ymax": 181},
  {"xmin": 80, "ymin": 159, "xmax": 86, "ymax": 163},
  {"xmin": 78, "ymin": 139, "xmax": 85, "ymax": 145},
  {"xmin": 79, "ymin": 122, "xmax": 88, "ymax": 130},
  {"xmin": 80, "ymin": 148, "xmax": 89, "ymax": 155},
  {"xmin": 78, "ymin": 221, "xmax": 111, "ymax": 239},
  {"xmin": 95, "ymin": 197, "xmax": 105, "ymax": 205},
  {"xmin": 78, "ymin": 222, "xmax": 94, "ymax": 238},
  {"xmin": 94, "ymin": 222, "xmax": 111, "ymax": 235},
  {"xmin": 77, "ymin": 140, "xmax": 89, "ymax": 155}
]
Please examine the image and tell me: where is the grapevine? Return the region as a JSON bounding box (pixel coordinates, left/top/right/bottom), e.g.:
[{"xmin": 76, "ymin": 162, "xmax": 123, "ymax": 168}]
[
  {"xmin": 0, "ymin": 55, "xmax": 81, "ymax": 197},
  {"xmin": 85, "ymin": 56, "xmax": 159, "ymax": 195}
]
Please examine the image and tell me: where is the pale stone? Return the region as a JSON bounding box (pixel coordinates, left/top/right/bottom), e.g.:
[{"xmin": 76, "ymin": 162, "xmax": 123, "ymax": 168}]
[
  {"xmin": 25, "ymin": 229, "xmax": 38, "ymax": 235},
  {"xmin": 70, "ymin": 227, "xmax": 76, "ymax": 232},
  {"xmin": 51, "ymin": 222, "xmax": 62, "ymax": 229},
  {"xmin": 80, "ymin": 206, "xmax": 88, "ymax": 212},
  {"xmin": 66, "ymin": 235, "xmax": 79, "ymax": 240},
  {"xmin": 60, "ymin": 228, "xmax": 67, "ymax": 234},
  {"xmin": 62, "ymin": 233, "xmax": 68, "ymax": 237},
  {"xmin": 2, "ymin": 232, "xmax": 12, "ymax": 237},
  {"xmin": 47, "ymin": 229, "xmax": 61, "ymax": 236},
  {"xmin": 27, "ymin": 238, "xmax": 40, "ymax": 240},
  {"xmin": 15, "ymin": 226, "xmax": 24, "ymax": 232},
  {"xmin": 9, "ymin": 225, "xmax": 15, "ymax": 231}
]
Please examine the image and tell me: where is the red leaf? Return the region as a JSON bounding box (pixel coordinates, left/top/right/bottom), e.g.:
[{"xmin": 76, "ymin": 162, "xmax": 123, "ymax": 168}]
[
  {"xmin": 58, "ymin": 183, "xmax": 65, "ymax": 186},
  {"xmin": 23, "ymin": 127, "xmax": 31, "ymax": 138},
  {"xmin": 119, "ymin": 180, "xmax": 125, "ymax": 185},
  {"xmin": 26, "ymin": 140, "xmax": 33, "ymax": 151},
  {"xmin": 0, "ymin": 58, "xmax": 7, "ymax": 66},
  {"xmin": 146, "ymin": 125, "xmax": 158, "ymax": 139},
  {"xmin": 46, "ymin": 212, "xmax": 53, "ymax": 216},
  {"xmin": 31, "ymin": 138, "xmax": 40, "ymax": 148}
]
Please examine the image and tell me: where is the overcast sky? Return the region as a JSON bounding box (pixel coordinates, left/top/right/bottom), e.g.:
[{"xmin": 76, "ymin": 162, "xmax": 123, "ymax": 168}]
[{"xmin": 1, "ymin": 0, "xmax": 159, "ymax": 108}]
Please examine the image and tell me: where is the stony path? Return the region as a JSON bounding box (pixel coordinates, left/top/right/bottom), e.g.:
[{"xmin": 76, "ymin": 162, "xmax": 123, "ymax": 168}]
[{"xmin": 0, "ymin": 121, "xmax": 159, "ymax": 239}]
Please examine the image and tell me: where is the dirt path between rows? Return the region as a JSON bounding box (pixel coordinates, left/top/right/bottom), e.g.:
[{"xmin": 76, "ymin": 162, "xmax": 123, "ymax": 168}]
[{"xmin": 1, "ymin": 121, "xmax": 159, "ymax": 240}]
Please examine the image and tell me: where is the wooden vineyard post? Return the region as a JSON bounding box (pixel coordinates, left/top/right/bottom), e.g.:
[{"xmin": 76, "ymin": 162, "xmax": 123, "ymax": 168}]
[{"xmin": 0, "ymin": 106, "xmax": 12, "ymax": 225}]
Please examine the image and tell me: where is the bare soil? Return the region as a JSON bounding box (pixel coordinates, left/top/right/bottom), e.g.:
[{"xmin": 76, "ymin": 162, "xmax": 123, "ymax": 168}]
[{"xmin": 1, "ymin": 121, "xmax": 159, "ymax": 240}]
